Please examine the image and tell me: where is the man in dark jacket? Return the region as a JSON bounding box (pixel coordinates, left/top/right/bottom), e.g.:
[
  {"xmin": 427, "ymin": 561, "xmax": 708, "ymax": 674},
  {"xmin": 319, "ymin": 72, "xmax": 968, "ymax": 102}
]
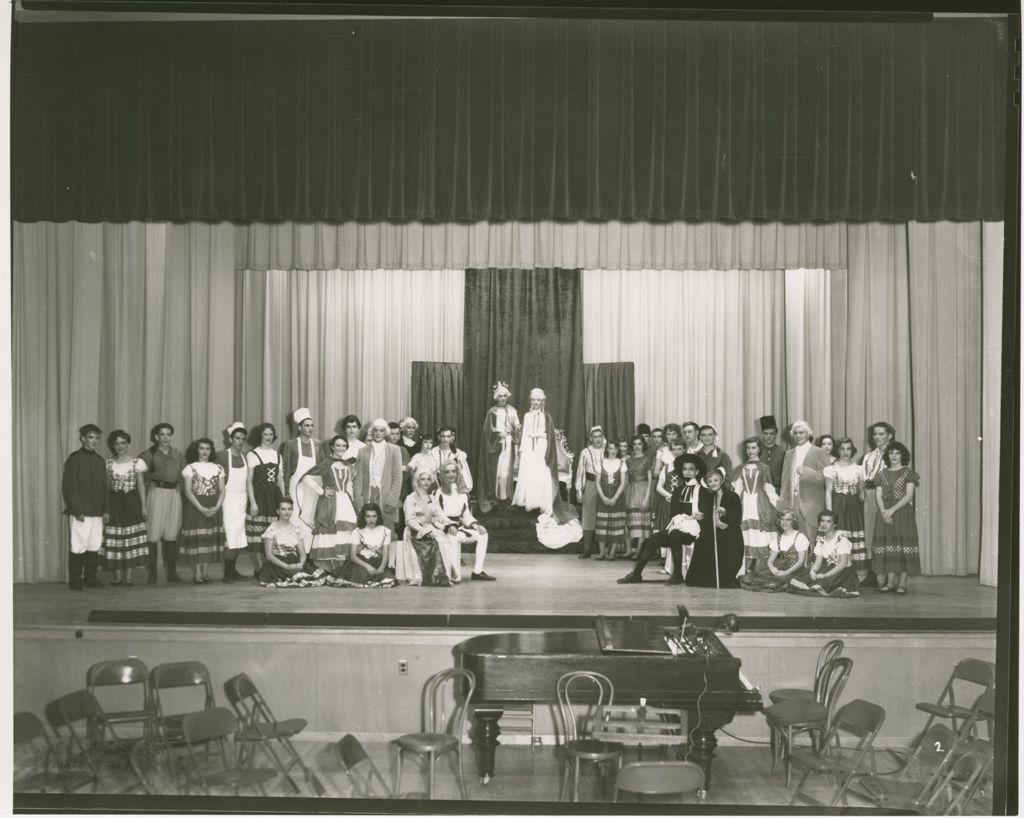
[{"xmin": 62, "ymin": 424, "xmax": 108, "ymax": 590}]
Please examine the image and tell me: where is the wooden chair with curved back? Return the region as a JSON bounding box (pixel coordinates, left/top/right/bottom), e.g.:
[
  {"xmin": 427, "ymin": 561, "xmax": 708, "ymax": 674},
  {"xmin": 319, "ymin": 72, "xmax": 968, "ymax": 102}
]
[
  {"xmin": 555, "ymin": 671, "xmax": 625, "ymax": 802},
  {"xmin": 393, "ymin": 667, "xmax": 475, "ymax": 800},
  {"xmin": 765, "ymin": 656, "xmax": 853, "ymax": 787},
  {"xmin": 768, "ymin": 639, "xmax": 844, "ymax": 706}
]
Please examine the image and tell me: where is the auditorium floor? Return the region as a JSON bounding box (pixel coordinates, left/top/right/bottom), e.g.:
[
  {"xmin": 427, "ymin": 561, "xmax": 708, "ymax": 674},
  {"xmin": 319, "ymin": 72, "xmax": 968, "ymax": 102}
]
[
  {"xmin": 66, "ymin": 739, "xmax": 989, "ymax": 813},
  {"xmin": 14, "ymin": 554, "xmax": 996, "ymax": 629}
]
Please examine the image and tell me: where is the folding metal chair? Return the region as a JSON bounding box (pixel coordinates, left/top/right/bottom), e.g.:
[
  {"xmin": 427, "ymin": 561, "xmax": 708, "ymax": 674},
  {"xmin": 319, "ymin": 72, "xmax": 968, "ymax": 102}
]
[
  {"xmin": 14, "ymin": 711, "xmax": 93, "ymax": 794},
  {"xmin": 335, "ymin": 733, "xmax": 423, "ymax": 799},
  {"xmin": 148, "ymin": 661, "xmax": 216, "ymax": 780},
  {"xmin": 223, "ymin": 672, "xmax": 325, "ymax": 796},
  {"xmin": 613, "ymin": 761, "xmax": 704, "ymax": 803},
  {"xmin": 788, "ymin": 699, "xmax": 886, "ymax": 807},
  {"xmin": 915, "ymin": 659, "xmax": 995, "ymax": 738},
  {"xmin": 49, "ymin": 690, "xmax": 147, "ymax": 794},
  {"xmin": 180, "ymin": 707, "xmax": 278, "ymax": 796},
  {"xmin": 86, "ymin": 658, "xmax": 153, "ymax": 740}
]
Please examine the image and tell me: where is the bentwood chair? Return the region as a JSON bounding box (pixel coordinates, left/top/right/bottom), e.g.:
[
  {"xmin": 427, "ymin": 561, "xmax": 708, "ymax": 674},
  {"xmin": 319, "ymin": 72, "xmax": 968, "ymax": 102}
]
[
  {"xmin": 556, "ymin": 671, "xmax": 626, "ymax": 802},
  {"xmin": 394, "ymin": 668, "xmax": 475, "ymax": 800},
  {"xmin": 765, "ymin": 657, "xmax": 853, "ymax": 787},
  {"xmin": 86, "ymin": 658, "xmax": 153, "ymax": 740},
  {"xmin": 336, "ymin": 733, "xmax": 424, "ymax": 799},
  {"xmin": 224, "ymin": 672, "xmax": 325, "ymax": 796},
  {"xmin": 613, "ymin": 761, "xmax": 704, "ymax": 803},
  {"xmin": 180, "ymin": 708, "xmax": 278, "ymax": 796},
  {"xmin": 788, "ymin": 699, "xmax": 886, "ymax": 808},
  {"xmin": 768, "ymin": 639, "xmax": 844, "ymax": 706}
]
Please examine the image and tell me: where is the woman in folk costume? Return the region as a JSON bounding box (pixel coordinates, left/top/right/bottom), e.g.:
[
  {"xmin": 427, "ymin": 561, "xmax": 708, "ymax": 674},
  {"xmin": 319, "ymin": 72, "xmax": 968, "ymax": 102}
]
[
  {"xmin": 512, "ymin": 387, "xmax": 560, "ymax": 516},
  {"xmin": 393, "ymin": 466, "xmax": 457, "ymax": 587},
  {"xmin": 477, "ymin": 382, "xmax": 521, "ymax": 514},
  {"xmin": 298, "ymin": 435, "xmax": 358, "ymax": 569},
  {"xmin": 280, "ymin": 407, "xmax": 323, "ymax": 528},
  {"xmin": 730, "ymin": 437, "xmax": 779, "ymax": 576}
]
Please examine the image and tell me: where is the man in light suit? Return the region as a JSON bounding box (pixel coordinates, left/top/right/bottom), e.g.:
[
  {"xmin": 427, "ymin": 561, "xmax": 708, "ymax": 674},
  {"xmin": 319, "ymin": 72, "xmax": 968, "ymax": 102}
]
[
  {"xmin": 353, "ymin": 418, "xmax": 404, "ymax": 535},
  {"xmin": 777, "ymin": 420, "xmax": 831, "ymax": 549}
]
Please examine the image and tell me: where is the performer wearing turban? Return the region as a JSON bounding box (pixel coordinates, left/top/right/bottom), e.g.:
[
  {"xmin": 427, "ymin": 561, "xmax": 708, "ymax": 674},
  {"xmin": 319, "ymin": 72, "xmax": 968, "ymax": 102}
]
[
  {"xmin": 477, "ymin": 382, "xmax": 521, "ymax": 514},
  {"xmin": 511, "ymin": 388, "xmax": 559, "ymax": 515}
]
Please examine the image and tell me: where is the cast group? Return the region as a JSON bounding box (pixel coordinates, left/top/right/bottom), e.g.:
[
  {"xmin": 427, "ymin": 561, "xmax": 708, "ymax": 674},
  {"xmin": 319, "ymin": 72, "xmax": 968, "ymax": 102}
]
[{"xmin": 60, "ymin": 384, "xmax": 920, "ymax": 596}]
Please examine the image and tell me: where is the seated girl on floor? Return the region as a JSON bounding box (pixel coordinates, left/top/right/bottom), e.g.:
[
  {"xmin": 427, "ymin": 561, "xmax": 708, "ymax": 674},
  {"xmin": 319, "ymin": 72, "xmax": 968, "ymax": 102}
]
[
  {"xmin": 257, "ymin": 498, "xmax": 328, "ymax": 588},
  {"xmin": 738, "ymin": 509, "xmax": 808, "ymax": 593},
  {"xmin": 329, "ymin": 502, "xmax": 397, "ymax": 589},
  {"xmin": 789, "ymin": 509, "xmax": 861, "ymax": 598}
]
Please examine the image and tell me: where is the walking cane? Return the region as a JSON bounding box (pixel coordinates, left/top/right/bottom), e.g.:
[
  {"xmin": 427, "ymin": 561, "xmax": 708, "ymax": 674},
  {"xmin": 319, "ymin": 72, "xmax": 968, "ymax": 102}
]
[{"xmin": 712, "ymin": 494, "xmax": 721, "ymax": 589}]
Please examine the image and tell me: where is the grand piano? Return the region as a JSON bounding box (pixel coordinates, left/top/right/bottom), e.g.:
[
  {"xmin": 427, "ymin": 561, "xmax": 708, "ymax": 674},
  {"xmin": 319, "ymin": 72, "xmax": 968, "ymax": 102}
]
[{"xmin": 456, "ymin": 619, "xmax": 762, "ymax": 794}]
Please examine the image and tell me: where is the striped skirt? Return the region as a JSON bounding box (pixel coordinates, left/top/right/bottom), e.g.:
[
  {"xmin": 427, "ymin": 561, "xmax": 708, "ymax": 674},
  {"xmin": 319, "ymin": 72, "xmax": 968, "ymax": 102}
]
[
  {"xmin": 101, "ymin": 490, "xmax": 149, "ymax": 568},
  {"xmin": 179, "ymin": 494, "xmax": 224, "ymax": 566}
]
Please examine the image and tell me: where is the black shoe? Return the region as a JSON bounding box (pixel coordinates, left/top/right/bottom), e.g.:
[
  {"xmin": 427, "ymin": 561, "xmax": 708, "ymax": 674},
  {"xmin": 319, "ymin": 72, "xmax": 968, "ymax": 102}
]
[
  {"xmin": 471, "ymin": 571, "xmax": 497, "ymax": 581},
  {"xmin": 617, "ymin": 573, "xmax": 641, "ymax": 584},
  {"xmin": 860, "ymin": 571, "xmax": 879, "ymax": 589},
  {"xmin": 666, "ymin": 576, "xmax": 685, "ymax": 585}
]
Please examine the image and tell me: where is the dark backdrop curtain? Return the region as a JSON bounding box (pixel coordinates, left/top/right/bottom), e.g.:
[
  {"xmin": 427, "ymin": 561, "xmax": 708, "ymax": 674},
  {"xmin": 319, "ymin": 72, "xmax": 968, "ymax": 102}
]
[
  {"xmin": 410, "ymin": 362, "xmax": 464, "ymax": 442},
  {"xmin": 13, "ymin": 18, "xmax": 1007, "ymax": 223},
  {"xmin": 463, "ymin": 269, "xmax": 585, "ymax": 502},
  {"xmin": 584, "ymin": 364, "xmax": 636, "ymax": 446}
]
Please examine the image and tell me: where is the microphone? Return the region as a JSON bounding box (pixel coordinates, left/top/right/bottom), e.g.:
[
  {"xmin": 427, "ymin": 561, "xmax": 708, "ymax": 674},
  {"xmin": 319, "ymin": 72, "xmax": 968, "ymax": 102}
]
[{"xmin": 677, "ymin": 604, "xmax": 691, "ymax": 635}]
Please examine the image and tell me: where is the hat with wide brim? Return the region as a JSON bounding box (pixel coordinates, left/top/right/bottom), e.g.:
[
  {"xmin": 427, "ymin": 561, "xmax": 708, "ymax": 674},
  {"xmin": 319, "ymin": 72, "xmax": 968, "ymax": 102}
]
[{"xmin": 673, "ymin": 453, "xmax": 707, "ymax": 478}]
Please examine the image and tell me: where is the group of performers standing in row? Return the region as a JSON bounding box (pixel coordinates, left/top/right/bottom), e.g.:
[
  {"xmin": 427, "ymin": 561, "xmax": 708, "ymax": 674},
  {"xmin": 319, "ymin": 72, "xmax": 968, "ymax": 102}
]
[{"xmin": 60, "ymin": 383, "xmax": 920, "ymax": 596}]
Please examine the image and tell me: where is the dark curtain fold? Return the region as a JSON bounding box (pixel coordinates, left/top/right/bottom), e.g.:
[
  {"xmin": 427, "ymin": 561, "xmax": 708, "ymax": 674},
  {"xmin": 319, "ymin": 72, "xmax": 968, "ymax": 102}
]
[
  {"xmin": 463, "ymin": 268, "xmax": 585, "ymax": 503},
  {"xmin": 583, "ymin": 363, "xmax": 636, "ymax": 446},
  {"xmin": 13, "ymin": 19, "xmax": 1007, "ymax": 223},
  {"xmin": 410, "ymin": 362, "xmax": 464, "ymax": 442}
]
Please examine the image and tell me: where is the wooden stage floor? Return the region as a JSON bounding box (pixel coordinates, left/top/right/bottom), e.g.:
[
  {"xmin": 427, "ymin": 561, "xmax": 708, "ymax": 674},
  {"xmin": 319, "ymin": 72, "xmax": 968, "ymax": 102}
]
[{"xmin": 14, "ymin": 553, "xmax": 997, "ymax": 631}]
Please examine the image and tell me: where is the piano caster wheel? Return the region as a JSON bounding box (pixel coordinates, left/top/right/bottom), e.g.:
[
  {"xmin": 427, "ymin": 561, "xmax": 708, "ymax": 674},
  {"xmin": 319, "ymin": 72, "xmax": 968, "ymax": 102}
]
[
  {"xmin": 481, "ymin": 775, "xmax": 491, "ymax": 786},
  {"xmin": 698, "ymin": 788, "xmax": 709, "ymax": 803}
]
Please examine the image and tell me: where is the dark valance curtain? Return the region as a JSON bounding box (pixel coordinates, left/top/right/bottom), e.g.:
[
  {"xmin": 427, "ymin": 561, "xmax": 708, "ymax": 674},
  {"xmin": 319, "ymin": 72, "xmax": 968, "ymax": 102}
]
[
  {"xmin": 584, "ymin": 364, "xmax": 636, "ymax": 446},
  {"xmin": 463, "ymin": 268, "xmax": 586, "ymax": 501},
  {"xmin": 410, "ymin": 362, "xmax": 464, "ymax": 442},
  {"xmin": 13, "ymin": 18, "xmax": 1008, "ymax": 223}
]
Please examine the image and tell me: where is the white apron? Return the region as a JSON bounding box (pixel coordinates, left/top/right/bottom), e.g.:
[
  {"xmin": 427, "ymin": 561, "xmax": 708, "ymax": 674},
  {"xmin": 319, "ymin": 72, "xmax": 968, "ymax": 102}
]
[
  {"xmin": 223, "ymin": 450, "xmax": 249, "ymax": 551},
  {"xmin": 288, "ymin": 439, "xmax": 319, "ymax": 534}
]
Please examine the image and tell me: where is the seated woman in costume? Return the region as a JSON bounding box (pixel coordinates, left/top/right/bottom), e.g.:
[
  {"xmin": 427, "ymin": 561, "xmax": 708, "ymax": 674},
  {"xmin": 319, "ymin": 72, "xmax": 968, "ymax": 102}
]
[
  {"xmin": 257, "ymin": 498, "xmax": 327, "ymax": 588},
  {"xmin": 329, "ymin": 502, "xmax": 396, "ymax": 588},
  {"xmin": 789, "ymin": 509, "xmax": 861, "ymax": 597},
  {"xmin": 435, "ymin": 461, "xmax": 495, "ymax": 581},
  {"xmin": 298, "ymin": 435, "xmax": 358, "ymax": 570},
  {"xmin": 739, "ymin": 509, "xmax": 809, "ymax": 592},
  {"xmin": 393, "ymin": 468, "xmax": 456, "ymax": 587}
]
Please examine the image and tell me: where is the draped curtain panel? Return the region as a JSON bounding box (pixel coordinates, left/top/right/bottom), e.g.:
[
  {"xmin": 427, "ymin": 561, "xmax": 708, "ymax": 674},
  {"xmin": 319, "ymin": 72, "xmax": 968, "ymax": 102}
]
[
  {"xmin": 237, "ymin": 269, "xmax": 464, "ymax": 440},
  {"xmin": 13, "ymin": 222, "xmax": 237, "ymax": 583},
  {"xmin": 236, "ymin": 221, "xmax": 849, "ymax": 273},
  {"xmin": 582, "ymin": 269, "xmax": 792, "ymax": 470},
  {"xmin": 410, "ymin": 362, "xmax": 465, "ymax": 442},
  {"xmin": 463, "ymin": 268, "xmax": 586, "ymax": 500},
  {"xmin": 583, "ymin": 364, "xmax": 636, "ymax": 445},
  {"xmin": 13, "ymin": 19, "xmax": 1007, "ymax": 223},
  {"xmin": 979, "ymin": 222, "xmax": 1005, "ymax": 587}
]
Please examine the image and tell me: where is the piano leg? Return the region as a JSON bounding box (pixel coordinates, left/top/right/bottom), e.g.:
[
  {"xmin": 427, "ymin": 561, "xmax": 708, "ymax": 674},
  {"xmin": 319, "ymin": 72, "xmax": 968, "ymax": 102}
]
[
  {"xmin": 683, "ymin": 708, "xmax": 735, "ymax": 799},
  {"xmin": 472, "ymin": 707, "xmax": 503, "ymax": 784}
]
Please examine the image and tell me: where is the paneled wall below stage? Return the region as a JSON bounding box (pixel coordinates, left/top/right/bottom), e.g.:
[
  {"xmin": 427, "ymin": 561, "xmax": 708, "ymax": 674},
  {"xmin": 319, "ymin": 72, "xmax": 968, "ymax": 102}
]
[{"xmin": 15, "ymin": 627, "xmax": 995, "ymax": 748}]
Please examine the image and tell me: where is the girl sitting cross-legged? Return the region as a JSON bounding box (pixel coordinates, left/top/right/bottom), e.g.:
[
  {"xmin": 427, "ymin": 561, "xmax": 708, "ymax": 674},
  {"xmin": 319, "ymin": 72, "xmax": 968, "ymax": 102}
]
[{"xmin": 788, "ymin": 509, "xmax": 861, "ymax": 598}]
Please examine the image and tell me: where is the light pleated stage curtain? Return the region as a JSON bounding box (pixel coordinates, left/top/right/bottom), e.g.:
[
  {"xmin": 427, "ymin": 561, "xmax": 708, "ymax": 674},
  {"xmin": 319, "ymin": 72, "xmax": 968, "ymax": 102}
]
[
  {"xmin": 410, "ymin": 362, "xmax": 465, "ymax": 441},
  {"xmin": 13, "ymin": 222, "xmax": 237, "ymax": 583},
  {"xmin": 583, "ymin": 363, "xmax": 636, "ymax": 445},
  {"xmin": 237, "ymin": 221, "xmax": 848, "ymax": 273},
  {"xmin": 979, "ymin": 222, "xmax": 1004, "ymax": 587},
  {"xmin": 582, "ymin": 269, "xmax": 792, "ymax": 464},
  {"xmin": 237, "ymin": 269, "xmax": 464, "ymax": 438},
  {"xmin": 907, "ymin": 223, "xmax": 986, "ymax": 576}
]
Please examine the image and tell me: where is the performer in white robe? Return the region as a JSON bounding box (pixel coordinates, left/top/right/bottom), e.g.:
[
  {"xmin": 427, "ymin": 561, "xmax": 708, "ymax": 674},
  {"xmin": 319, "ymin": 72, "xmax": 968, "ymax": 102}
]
[{"xmin": 512, "ymin": 388, "xmax": 557, "ymax": 515}]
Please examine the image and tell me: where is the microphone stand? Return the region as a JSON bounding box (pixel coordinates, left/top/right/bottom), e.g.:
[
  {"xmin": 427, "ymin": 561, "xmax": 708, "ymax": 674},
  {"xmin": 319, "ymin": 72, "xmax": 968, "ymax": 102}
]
[{"xmin": 712, "ymin": 490, "xmax": 721, "ymax": 590}]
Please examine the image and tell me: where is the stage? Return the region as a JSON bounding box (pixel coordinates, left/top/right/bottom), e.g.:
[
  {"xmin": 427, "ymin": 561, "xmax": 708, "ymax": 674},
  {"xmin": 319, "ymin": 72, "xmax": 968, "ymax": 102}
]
[{"xmin": 14, "ymin": 554, "xmax": 997, "ymax": 754}]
